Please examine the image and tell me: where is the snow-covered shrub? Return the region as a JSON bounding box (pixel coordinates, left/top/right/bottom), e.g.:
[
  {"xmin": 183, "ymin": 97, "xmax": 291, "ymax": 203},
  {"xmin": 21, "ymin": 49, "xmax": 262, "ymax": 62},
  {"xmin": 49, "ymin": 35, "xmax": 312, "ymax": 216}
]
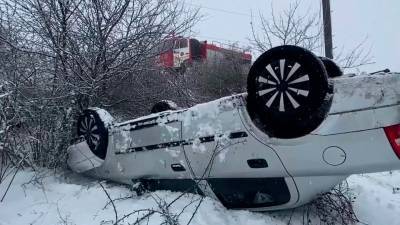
[{"xmin": 0, "ymin": 0, "xmax": 199, "ymax": 170}]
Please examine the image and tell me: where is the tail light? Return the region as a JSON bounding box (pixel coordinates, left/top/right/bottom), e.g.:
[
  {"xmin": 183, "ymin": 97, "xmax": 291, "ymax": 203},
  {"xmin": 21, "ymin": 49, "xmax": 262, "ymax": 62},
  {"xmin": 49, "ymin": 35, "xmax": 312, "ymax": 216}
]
[{"xmin": 384, "ymin": 124, "xmax": 400, "ymax": 159}]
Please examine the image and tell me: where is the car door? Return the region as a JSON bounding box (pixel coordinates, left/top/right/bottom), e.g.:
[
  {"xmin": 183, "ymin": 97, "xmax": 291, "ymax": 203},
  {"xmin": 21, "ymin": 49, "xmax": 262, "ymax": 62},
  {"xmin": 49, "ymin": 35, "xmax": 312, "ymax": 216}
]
[
  {"xmin": 180, "ymin": 104, "xmax": 244, "ymax": 179},
  {"xmin": 181, "ymin": 98, "xmax": 289, "ymax": 178},
  {"xmin": 180, "ymin": 103, "xmax": 244, "ymax": 199},
  {"xmin": 181, "ymin": 97, "xmax": 298, "ymax": 209},
  {"xmin": 112, "ymin": 111, "xmax": 194, "ymax": 184}
]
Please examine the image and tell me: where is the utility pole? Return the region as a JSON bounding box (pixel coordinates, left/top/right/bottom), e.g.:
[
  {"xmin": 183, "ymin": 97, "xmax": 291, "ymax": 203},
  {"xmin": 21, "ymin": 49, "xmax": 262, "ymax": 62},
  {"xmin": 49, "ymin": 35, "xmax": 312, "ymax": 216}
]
[{"xmin": 322, "ymin": 0, "xmax": 333, "ymax": 59}]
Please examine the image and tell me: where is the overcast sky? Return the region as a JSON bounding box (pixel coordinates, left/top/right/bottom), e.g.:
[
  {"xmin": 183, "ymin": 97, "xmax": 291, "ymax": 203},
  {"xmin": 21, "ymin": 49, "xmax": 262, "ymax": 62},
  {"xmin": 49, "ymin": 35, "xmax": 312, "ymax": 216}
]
[{"xmin": 185, "ymin": 0, "xmax": 400, "ymax": 72}]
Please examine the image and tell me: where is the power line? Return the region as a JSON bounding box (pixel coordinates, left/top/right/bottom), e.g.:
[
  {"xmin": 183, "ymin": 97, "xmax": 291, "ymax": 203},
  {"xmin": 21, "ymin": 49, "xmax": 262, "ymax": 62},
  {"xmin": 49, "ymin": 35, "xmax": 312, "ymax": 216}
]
[
  {"xmin": 195, "ymin": 34, "xmax": 250, "ymax": 46},
  {"xmin": 184, "ymin": 1, "xmax": 253, "ymax": 50},
  {"xmin": 186, "ymin": 2, "xmax": 252, "ymax": 18}
]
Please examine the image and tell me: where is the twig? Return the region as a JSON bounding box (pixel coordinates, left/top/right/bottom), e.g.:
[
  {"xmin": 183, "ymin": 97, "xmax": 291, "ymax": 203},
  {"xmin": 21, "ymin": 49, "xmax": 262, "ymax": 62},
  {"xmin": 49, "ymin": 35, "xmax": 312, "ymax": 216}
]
[
  {"xmin": 185, "ymin": 196, "xmax": 204, "ymax": 225},
  {"xmin": 0, "ymin": 162, "xmax": 21, "ymax": 202},
  {"xmin": 98, "ymin": 181, "xmax": 119, "ymax": 224}
]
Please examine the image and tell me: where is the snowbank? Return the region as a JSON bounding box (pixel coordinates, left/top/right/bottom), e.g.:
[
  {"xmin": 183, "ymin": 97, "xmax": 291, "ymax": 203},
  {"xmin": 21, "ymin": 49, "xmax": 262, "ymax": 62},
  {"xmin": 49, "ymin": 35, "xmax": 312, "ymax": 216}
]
[{"xmin": 1, "ymin": 170, "xmax": 400, "ymax": 225}]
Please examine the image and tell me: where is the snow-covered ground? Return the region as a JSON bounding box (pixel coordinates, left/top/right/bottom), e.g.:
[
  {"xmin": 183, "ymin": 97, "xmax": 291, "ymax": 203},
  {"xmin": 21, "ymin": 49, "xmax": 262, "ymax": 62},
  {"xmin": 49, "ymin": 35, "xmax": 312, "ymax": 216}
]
[{"xmin": 1, "ymin": 170, "xmax": 400, "ymax": 225}]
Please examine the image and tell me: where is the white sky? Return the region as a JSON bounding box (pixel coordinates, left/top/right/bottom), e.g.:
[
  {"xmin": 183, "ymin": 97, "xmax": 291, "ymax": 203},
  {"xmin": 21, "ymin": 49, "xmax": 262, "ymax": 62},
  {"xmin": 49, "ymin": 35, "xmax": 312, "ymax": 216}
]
[{"xmin": 185, "ymin": 0, "xmax": 400, "ymax": 72}]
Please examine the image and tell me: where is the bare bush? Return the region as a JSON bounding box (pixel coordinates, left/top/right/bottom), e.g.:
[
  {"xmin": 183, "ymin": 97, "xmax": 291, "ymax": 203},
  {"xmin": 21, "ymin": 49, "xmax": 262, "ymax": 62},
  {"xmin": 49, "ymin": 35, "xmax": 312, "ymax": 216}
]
[
  {"xmin": 105, "ymin": 65, "xmax": 195, "ymax": 119},
  {"xmin": 269, "ymin": 181, "xmax": 358, "ymax": 225},
  {"xmin": 106, "ymin": 51, "xmax": 250, "ymax": 120},
  {"xmin": 0, "ymin": 80, "xmax": 29, "ymax": 201},
  {"xmin": 185, "ymin": 56, "xmax": 249, "ymax": 104},
  {"xmin": 0, "ymin": 0, "xmax": 199, "ymax": 168},
  {"xmin": 308, "ymin": 181, "xmax": 359, "ymax": 225}
]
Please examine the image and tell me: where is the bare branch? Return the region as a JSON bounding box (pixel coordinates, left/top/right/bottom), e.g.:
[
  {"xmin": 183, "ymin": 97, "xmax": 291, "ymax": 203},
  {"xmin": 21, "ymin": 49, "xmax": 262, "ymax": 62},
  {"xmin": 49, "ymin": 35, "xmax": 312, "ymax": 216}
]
[{"xmin": 249, "ymin": 0, "xmax": 373, "ymax": 70}]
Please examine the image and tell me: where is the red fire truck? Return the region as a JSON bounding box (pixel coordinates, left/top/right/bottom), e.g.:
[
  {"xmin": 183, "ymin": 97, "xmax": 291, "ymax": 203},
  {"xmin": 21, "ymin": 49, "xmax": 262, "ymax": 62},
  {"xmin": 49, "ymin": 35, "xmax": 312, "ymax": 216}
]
[{"xmin": 157, "ymin": 37, "xmax": 252, "ymax": 72}]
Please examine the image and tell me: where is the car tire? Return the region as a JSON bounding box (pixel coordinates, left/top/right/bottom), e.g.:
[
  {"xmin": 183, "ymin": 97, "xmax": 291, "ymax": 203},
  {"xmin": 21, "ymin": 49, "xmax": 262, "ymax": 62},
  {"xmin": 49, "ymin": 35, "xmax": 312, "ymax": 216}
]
[
  {"xmin": 151, "ymin": 100, "xmax": 179, "ymax": 113},
  {"xmin": 77, "ymin": 109, "xmax": 109, "ymax": 160},
  {"xmin": 319, "ymin": 56, "xmax": 343, "ymax": 78},
  {"xmin": 247, "ymin": 45, "xmax": 333, "ymax": 138}
]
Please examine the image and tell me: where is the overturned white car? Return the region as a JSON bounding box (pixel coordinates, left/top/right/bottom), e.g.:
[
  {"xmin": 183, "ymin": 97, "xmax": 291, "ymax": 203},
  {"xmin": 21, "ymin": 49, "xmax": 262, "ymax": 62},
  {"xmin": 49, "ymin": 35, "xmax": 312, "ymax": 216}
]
[{"xmin": 68, "ymin": 45, "xmax": 400, "ymax": 211}]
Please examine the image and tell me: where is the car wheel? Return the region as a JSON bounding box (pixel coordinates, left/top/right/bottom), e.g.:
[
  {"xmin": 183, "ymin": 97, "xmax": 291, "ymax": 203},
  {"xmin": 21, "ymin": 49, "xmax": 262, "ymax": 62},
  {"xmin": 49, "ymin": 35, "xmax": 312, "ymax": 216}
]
[
  {"xmin": 319, "ymin": 56, "xmax": 343, "ymax": 78},
  {"xmin": 247, "ymin": 45, "xmax": 333, "ymax": 138},
  {"xmin": 151, "ymin": 100, "xmax": 179, "ymax": 113},
  {"xmin": 77, "ymin": 109, "xmax": 109, "ymax": 160}
]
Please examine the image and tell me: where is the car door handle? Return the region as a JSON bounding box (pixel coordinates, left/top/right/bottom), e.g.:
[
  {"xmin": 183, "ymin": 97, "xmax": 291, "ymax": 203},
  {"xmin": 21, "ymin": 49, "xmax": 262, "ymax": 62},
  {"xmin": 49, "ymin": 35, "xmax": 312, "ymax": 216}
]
[
  {"xmin": 247, "ymin": 159, "xmax": 268, "ymax": 168},
  {"xmin": 171, "ymin": 163, "xmax": 186, "ymax": 172}
]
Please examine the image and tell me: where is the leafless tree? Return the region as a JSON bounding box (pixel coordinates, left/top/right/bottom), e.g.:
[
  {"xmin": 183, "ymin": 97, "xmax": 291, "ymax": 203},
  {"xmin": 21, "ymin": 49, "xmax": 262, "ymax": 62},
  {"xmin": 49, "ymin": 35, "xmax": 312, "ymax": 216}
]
[
  {"xmin": 0, "ymin": 0, "xmax": 200, "ymax": 169},
  {"xmin": 335, "ymin": 37, "xmax": 374, "ymax": 69},
  {"xmin": 250, "ymin": 0, "xmax": 373, "ymax": 70},
  {"xmin": 0, "ymin": 0, "xmax": 199, "ymax": 108},
  {"xmin": 251, "ymin": 1, "xmax": 322, "ymax": 52}
]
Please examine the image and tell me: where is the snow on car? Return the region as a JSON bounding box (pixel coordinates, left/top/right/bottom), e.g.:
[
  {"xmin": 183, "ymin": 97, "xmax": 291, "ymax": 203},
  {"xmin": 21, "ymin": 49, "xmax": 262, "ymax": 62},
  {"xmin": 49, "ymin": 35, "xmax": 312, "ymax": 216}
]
[{"xmin": 67, "ymin": 45, "xmax": 400, "ymax": 211}]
